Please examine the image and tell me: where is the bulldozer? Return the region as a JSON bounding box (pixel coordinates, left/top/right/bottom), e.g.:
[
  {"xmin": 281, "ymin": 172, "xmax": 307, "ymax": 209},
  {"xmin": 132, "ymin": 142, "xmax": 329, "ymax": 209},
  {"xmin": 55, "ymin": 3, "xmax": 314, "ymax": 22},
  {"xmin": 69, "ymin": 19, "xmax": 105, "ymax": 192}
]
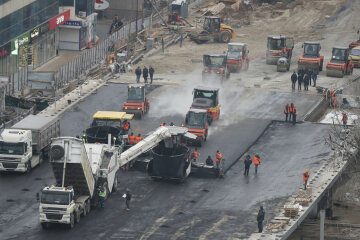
[
  {"xmin": 326, "ymin": 47, "xmax": 354, "ymax": 78},
  {"xmin": 298, "ymin": 42, "xmax": 324, "ymax": 72},
  {"xmin": 188, "ymin": 16, "xmax": 236, "ymax": 44}
]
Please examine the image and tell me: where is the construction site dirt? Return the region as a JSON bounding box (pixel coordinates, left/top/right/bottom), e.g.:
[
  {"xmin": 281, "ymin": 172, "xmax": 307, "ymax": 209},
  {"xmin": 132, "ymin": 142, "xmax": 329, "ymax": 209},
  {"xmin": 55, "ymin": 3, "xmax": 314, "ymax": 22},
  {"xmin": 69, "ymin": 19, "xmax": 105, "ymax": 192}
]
[{"xmin": 1, "ymin": 0, "xmax": 360, "ymax": 239}]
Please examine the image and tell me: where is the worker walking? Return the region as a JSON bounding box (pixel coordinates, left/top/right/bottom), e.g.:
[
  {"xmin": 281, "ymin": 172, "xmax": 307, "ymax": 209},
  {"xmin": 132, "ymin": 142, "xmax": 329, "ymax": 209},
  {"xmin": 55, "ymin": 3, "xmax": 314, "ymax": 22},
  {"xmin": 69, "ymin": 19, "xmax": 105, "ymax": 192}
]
[
  {"xmin": 191, "ymin": 148, "xmax": 199, "ymax": 162},
  {"xmin": 303, "ymin": 169, "xmax": 309, "ymax": 190},
  {"xmin": 312, "ymin": 71, "xmax": 318, "ymax": 87},
  {"xmin": 125, "ymin": 188, "xmax": 132, "ymax": 211},
  {"xmin": 215, "ymin": 150, "xmax": 222, "ymax": 169},
  {"xmin": 284, "ymin": 104, "xmax": 290, "ymax": 122},
  {"xmin": 143, "ymin": 66, "xmax": 149, "ymax": 83},
  {"xmin": 206, "ymin": 156, "xmax": 214, "ymax": 166},
  {"xmin": 303, "ymin": 73, "xmax": 310, "ymax": 91},
  {"xmin": 292, "ymin": 107, "xmax": 297, "ymax": 125},
  {"xmin": 135, "ymin": 66, "xmax": 141, "ymax": 83},
  {"xmin": 128, "ymin": 132, "xmax": 135, "ymax": 145},
  {"xmin": 82, "ymin": 131, "xmax": 87, "ymax": 143},
  {"xmin": 149, "ymin": 66, "xmax": 154, "ymax": 84},
  {"xmin": 98, "ymin": 186, "xmax": 105, "ymax": 208},
  {"xmin": 136, "ymin": 134, "xmax": 142, "ymax": 144},
  {"xmin": 257, "ymin": 206, "xmax": 265, "ymax": 233},
  {"xmin": 291, "ymin": 71, "xmax": 297, "ymax": 90},
  {"xmin": 244, "ymin": 155, "xmax": 252, "ymax": 176},
  {"xmin": 253, "ymin": 154, "xmax": 261, "ymax": 174}
]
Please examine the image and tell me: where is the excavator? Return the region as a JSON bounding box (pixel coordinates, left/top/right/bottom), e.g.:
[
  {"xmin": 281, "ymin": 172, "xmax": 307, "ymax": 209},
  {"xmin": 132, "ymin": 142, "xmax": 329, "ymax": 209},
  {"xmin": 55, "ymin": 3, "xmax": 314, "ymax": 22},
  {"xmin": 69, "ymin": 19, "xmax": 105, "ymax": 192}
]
[
  {"xmin": 326, "ymin": 47, "xmax": 354, "ymax": 78},
  {"xmin": 266, "ymin": 35, "xmax": 294, "ymax": 65},
  {"xmin": 185, "ymin": 109, "xmax": 208, "ymax": 146},
  {"xmin": 298, "ymin": 42, "xmax": 324, "ymax": 72},
  {"xmin": 188, "ymin": 16, "xmax": 236, "ymax": 44},
  {"xmin": 190, "ymin": 87, "xmax": 220, "ymax": 125}
]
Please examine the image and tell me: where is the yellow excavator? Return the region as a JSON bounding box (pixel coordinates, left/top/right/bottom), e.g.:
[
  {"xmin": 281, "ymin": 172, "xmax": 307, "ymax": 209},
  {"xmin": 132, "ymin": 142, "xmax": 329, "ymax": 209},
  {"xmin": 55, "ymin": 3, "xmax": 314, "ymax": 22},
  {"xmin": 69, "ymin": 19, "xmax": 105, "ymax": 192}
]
[{"xmin": 188, "ymin": 16, "xmax": 235, "ymax": 44}]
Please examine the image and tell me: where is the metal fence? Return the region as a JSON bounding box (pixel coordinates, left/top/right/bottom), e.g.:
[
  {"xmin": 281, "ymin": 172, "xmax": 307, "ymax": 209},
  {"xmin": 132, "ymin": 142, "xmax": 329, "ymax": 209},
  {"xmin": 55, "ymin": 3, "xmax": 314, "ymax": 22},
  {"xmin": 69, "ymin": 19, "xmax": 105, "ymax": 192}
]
[{"xmin": 53, "ymin": 9, "xmax": 167, "ymax": 89}]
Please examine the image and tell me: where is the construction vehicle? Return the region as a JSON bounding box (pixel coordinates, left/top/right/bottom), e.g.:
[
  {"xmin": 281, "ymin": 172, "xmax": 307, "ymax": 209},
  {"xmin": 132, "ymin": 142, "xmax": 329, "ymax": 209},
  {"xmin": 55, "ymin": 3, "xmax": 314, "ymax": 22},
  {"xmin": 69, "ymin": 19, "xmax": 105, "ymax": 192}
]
[
  {"xmin": 190, "ymin": 87, "xmax": 220, "ymax": 125},
  {"xmin": 168, "ymin": 0, "xmax": 188, "ymax": 25},
  {"xmin": 349, "ymin": 46, "xmax": 360, "ymax": 68},
  {"xmin": 185, "ymin": 109, "xmax": 208, "ymax": 146},
  {"xmin": 122, "ymin": 84, "xmax": 150, "ymax": 118},
  {"xmin": 226, "ymin": 43, "xmax": 250, "ymax": 72},
  {"xmin": 85, "ymin": 111, "xmax": 134, "ymax": 145},
  {"xmin": 39, "ymin": 137, "xmax": 121, "ymax": 229},
  {"xmin": 266, "ymin": 35, "xmax": 294, "ymax": 65},
  {"xmin": 277, "ymin": 57, "xmax": 290, "ymax": 72},
  {"xmin": 0, "ymin": 115, "xmax": 59, "ymax": 173},
  {"xmin": 349, "ymin": 31, "xmax": 360, "ymax": 49},
  {"xmin": 188, "ymin": 16, "xmax": 236, "ymax": 44},
  {"xmin": 202, "ymin": 53, "xmax": 230, "ymax": 81},
  {"xmin": 326, "ymin": 47, "xmax": 354, "ymax": 77},
  {"xmin": 298, "ymin": 42, "xmax": 324, "ymax": 72}
]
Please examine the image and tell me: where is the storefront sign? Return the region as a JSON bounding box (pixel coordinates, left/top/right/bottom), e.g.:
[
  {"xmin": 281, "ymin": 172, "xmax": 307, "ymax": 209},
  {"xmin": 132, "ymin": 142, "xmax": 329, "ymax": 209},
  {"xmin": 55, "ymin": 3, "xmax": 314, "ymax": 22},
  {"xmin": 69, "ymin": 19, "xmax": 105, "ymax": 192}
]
[
  {"xmin": 30, "ymin": 28, "xmax": 39, "ymax": 41},
  {"xmin": 0, "ymin": 42, "xmax": 11, "ymax": 58},
  {"xmin": 11, "ymin": 32, "xmax": 30, "ymax": 55},
  {"xmin": 49, "ymin": 9, "xmax": 70, "ymax": 30},
  {"xmin": 63, "ymin": 20, "xmax": 82, "ymax": 27}
]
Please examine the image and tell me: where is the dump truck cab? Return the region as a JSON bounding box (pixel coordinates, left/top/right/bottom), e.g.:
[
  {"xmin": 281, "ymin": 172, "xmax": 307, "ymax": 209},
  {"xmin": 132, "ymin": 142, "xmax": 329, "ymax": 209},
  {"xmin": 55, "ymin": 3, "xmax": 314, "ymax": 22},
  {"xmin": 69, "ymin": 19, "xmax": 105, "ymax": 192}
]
[
  {"xmin": 298, "ymin": 42, "xmax": 324, "ymax": 72},
  {"xmin": 86, "ymin": 111, "xmax": 134, "ymax": 145},
  {"xmin": 202, "ymin": 54, "xmax": 230, "ymax": 81},
  {"xmin": 350, "ymin": 46, "xmax": 360, "ymax": 68},
  {"xmin": 326, "ymin": 47, "xmax": 354, "ymax": 77},
  {"xmin": 226, "ymin": 43, "xmax": 250, "ymax": 72},
  {"xmin": 191, "ymin": 87, "xmax": 220, "ymax": 125},
  {"xmin": 123, "ymin": 84, "xmax": 150, "ymax": 118},
  {"xmin": 266, "ymin": 35, "xmax": 294, "ymax": 65},
  {"xmin": 185, "ymin": 109, "xmax": 208, "ymax": 146}
]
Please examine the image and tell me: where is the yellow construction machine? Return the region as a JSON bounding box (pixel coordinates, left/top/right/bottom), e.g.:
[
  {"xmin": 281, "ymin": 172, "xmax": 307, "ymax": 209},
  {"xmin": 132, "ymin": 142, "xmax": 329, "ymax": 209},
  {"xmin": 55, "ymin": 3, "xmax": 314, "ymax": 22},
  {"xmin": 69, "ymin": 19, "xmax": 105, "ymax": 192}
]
[{"xmin": 188, "ymin": 16, "xmax": 235, "ymax": 44}]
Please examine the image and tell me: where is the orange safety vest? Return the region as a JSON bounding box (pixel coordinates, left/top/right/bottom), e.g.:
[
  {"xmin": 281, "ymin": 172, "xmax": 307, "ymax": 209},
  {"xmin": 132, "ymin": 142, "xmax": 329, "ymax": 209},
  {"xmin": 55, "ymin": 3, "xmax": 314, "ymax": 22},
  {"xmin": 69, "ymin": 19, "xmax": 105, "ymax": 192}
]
[
  {"xmin": 123, "ymin": 122, "xmax": 130, "ymax": 130},
  {"xmin": 284, "ymin": 106, "xmax": 289, "ymax": 114},
  {"xmin": 342, "ymin": 114, "xmax": 347, "ymax": 122},
  {"xmin": 303, "ymin": 172, "xmax": 309, "ymax": 181},
  {"xmin": 129, "ymin": 135, "xmax": 135, "ymax": 144},
  {"xmin": 215, "ymin": 153, "xmax": 222, "ymax": 162},
  {"xmin": 192, "ymin": 151, "xmax": 198, "ymax": 159},
  {"xmin": 289, "ymin": 105, "xmax": 295, "ymax": 113},
  {"xmin": 136, "ymin": 136, "xmax": 142, "ymax": 144},
  {"xmin": 253, "ymin": 156, "xmax": 261, "ymax": 165}
]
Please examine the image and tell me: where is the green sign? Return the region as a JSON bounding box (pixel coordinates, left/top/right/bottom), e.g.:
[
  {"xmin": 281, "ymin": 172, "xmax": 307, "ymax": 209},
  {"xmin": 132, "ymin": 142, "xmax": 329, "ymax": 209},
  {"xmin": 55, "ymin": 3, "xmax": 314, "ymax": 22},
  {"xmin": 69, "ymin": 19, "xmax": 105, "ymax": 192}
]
[{"xmin": 11, "ymin": 32, "xmax": 30, "ymax": 55}]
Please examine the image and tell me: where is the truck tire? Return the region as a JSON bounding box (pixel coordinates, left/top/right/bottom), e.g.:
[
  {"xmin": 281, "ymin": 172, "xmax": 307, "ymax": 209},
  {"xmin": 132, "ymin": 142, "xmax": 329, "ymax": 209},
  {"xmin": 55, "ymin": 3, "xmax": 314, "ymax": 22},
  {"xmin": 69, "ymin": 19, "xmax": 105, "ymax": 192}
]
[
  {"xmin": 51, "ymin": 145, "xmax": 65, "ymax": 160},
  {"xmin": 41, "ymin": 222, "xmax": 49, "ymax": 229},
  {"xmin": 26, "ymin": 161, "xmax": 31, "ymax": 173},
  {"xmin": 75, "ymin": 210, "xmax": 80, "ymax": 223},
  {"xmin": 219, "ymin": 31, "xmax": 231, "ymax": 43},
  {"xmin": 68, "ymin": 213, "xmax": 75, "ymax": 229}
]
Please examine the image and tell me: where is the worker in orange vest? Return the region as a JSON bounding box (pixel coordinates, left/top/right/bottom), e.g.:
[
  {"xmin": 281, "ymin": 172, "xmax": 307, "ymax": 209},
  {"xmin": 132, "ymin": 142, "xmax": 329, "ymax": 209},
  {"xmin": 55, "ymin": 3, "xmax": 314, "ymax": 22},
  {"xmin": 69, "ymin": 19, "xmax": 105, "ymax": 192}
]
[
  {"xmin": 303, "ymin": 169, "xmax": 309, "ymax": 190},
  {"xmin": 135, "ymin": 134, "xmax": 142, "ymax": 144},
  {"xmin": 160, "ymin": 122, "xmax": 167, "ymax": 126},
  {"xmin": 215, "ymin": 150, "xmax": 222, "ymax": 168},
  {"xmin": 191, "ymin": 148, "xmax": 199, "ymax": 162},
  {"xmin": 253, "ymin": 154, "xmax": 261, "ymax": 174},
  {"xmin": 342, "ymin": 112, "xmax": 348, "ymax": 127},
  {"xmin": 292, "ymin": 107, "xmax": 298, "ymax": 125},
  {"xmin": 128, "ymin": 132, "xmax": 135, "ymax": 145},
  {"xmin": 122, "ymin": 120, "xmax": 130, "ymax": 134},
  {"xmin": 288, "ymin": 103, "xmax": 295, "ymax": 121},
  {"xmin": 284, "ymin": 104, "xmax": 290, "ymax": 122}
]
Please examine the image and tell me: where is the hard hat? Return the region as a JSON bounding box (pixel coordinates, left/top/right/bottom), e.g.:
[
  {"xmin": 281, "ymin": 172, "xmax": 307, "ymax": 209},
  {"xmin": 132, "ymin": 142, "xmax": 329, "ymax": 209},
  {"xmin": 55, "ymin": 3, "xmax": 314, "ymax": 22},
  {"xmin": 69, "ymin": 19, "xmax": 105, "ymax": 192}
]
[{"xmin": 305, "ymin": 169, "xmax": 309, "ymax": 172}]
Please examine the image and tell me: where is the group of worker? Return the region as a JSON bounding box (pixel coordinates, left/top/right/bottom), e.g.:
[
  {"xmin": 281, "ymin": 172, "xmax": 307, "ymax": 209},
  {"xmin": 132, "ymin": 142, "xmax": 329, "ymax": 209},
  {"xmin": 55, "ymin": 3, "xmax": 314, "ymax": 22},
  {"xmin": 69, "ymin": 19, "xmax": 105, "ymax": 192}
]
[
  {"xmin": 291, "ymin": 70, "xmax": 318, "ymax": 91},
  {"xmin": 326, "ymin": 88, "xmax": 337, "ymax": 108},
  {"xmin": 135, "ymin": 66, "xmax": 155, "ymax": 84},
  {"xmin": 128, "ymin": 132, "xmax": 142, "ymax": 145},
  {"xmin": 191, "ymin": 149, "xmax": 223, "ymax": 169},
  {"xmin": 98, "ymin": 186, "xmax": 132, "ymax": 211},
  {"xmin": 284, "ymin": 103, "xmax": 298, "ymax": 125},
  {"xmin": 244, "ymin": 154, "xmax": 261, "ymax": 176}
]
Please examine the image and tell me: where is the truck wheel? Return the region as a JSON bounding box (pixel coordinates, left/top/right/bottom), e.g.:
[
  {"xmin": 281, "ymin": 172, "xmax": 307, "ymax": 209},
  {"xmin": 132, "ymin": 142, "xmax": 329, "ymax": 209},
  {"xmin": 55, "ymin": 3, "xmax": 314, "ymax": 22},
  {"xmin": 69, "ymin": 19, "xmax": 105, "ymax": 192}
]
[
  {"xmin": 41, "ymin": 222, "xmax": 49, "ymax": 229},
  {"xmin": 26, "ymin": 161, "xmax": 31, "ymax": 173},
  {"xmin": 68, "ymin": 213, "xmax": 75, "ymax": 229},
  {"xmin": 220, "ymin": 31, "xmax": 231, "ymax": 43},
  {"xmin": 75, "ymin": 211, "xmax": 80, "ymax": 223}
]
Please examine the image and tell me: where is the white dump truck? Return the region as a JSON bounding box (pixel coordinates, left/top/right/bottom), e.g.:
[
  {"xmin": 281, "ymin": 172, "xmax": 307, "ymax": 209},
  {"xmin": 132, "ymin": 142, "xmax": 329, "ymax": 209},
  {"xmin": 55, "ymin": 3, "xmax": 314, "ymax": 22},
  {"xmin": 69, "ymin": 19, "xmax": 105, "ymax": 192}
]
[
  {"xmin": 0, "ymin": 115, "xmax": 60, "ymax": 172},
  {"xmin": 39, "ymin": 136, "xmax": 120, "ymax": 228}
]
